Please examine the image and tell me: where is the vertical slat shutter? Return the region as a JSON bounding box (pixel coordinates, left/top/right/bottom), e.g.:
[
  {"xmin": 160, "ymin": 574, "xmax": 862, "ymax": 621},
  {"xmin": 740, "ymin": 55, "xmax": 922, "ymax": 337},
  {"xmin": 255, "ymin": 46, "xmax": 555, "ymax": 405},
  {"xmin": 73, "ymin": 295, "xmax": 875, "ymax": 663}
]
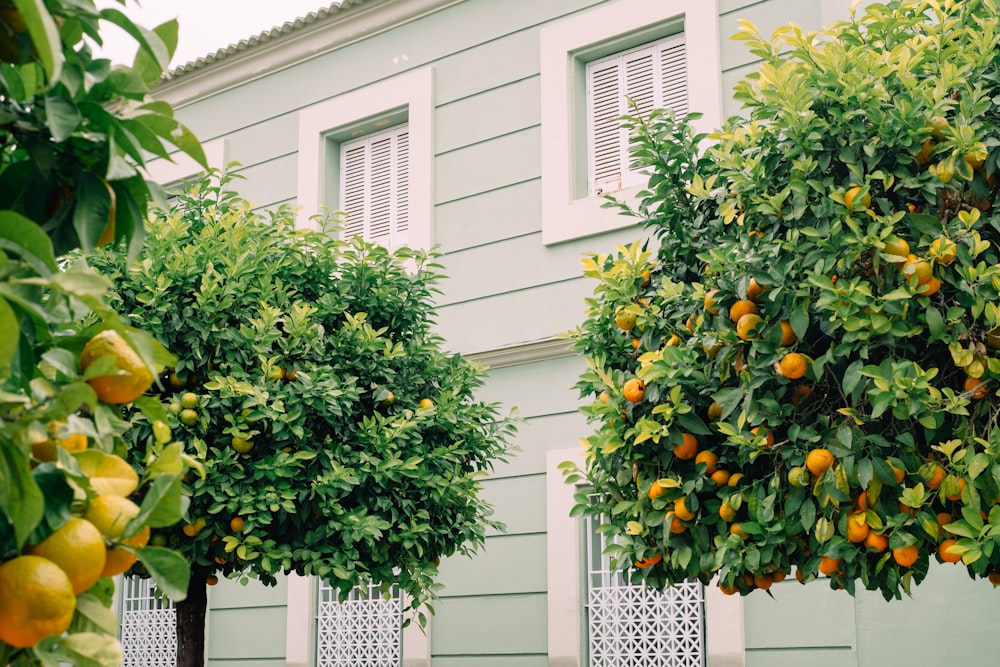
[
  {"xmin": 339, "ymin": 125, "xmax": 409, "ymax": 245},
  {"xmin": 585, "ymin": 33, "xmax": 688, "ymax": 196}
]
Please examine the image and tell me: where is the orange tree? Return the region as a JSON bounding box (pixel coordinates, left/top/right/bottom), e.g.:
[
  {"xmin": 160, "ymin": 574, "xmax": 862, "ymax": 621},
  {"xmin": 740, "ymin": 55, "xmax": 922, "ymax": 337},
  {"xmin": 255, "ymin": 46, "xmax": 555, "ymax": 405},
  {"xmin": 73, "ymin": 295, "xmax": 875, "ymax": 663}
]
[
  {"xmin": 566, "ymin": 0, "xmax": 1000, "ymax": 600},
  {"xmin": 0, "ymin": 0, "xmax": 204, "ymax": 665},
  {"xmin": 87, "ymin": 170, "xmax": 517, "ymax": 667}
]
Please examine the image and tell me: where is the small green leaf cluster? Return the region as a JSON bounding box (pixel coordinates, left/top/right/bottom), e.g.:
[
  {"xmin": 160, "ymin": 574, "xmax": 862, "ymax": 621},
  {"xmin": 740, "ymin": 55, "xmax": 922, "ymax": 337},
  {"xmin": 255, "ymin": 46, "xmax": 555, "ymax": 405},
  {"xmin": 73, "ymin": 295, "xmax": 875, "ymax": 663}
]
[
  {"xmin": 569, "ymin": 0, "xmax": 1000, "ymax": 601},
  {"xmin": 89, "ymin": 170, "xmax": 517, "ymax": 615}
]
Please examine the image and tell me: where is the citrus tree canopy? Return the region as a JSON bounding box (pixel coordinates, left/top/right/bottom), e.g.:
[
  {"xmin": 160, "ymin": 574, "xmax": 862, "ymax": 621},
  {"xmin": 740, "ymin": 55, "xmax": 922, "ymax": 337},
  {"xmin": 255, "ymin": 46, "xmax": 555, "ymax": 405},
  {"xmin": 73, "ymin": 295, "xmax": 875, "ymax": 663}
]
[
  {"xmin": 88, "ymin": 172, "xmax": 517, "ymax": 633},
  {"xmin": 0, "ymin": 0, "xmax": 204, "ymax": 664},
  {"xmin": 568, "ymin": 0, "xmax": 1000, "ymax": 600}
]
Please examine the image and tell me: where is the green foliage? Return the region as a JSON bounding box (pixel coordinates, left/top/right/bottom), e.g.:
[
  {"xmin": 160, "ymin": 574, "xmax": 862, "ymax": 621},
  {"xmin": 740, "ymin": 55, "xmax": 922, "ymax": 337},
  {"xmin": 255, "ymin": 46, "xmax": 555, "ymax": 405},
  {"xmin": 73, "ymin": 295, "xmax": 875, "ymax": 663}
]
[
  {"xmin": 0, "ymin": 1, "xmax": 202, "ymax": 663},
  {"xmin": 88, "ymin": 170, "xmax": 516, "ymax": 614},
  {"xmin": 569, "ymin": 0, "xmax": 1000, "ymax": 600}
]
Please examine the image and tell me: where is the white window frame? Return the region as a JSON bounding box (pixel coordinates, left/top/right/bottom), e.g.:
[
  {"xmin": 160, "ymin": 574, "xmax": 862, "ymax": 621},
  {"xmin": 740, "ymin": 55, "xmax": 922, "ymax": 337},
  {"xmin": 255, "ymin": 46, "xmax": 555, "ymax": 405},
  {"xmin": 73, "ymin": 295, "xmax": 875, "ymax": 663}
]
[
  {"xmin": 546, "ymin": 448, "xmax": 744, "ymax": 666},
  {"xmin": 296, "ymin": 68, "xmax": 433, "ymax": 250},
  {"xmin": 339, "ymin": 124, "xmax": 411, "ymax": 246},
  {"xmin": 586, "ymin": 33, "xmax": 688, "ymax": 197},
  {"xmin": 539, "ymin": 0, "xmax": 724, "ymax": 245}
]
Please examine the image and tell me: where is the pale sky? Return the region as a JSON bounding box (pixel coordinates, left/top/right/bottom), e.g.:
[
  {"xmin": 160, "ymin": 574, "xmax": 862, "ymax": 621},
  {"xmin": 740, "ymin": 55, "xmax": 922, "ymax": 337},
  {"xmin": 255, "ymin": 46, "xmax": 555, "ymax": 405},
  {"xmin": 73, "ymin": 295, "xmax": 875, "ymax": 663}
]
[{"xmin": 95, "ymin": 0, "xmax": 337, "ymax": 68}]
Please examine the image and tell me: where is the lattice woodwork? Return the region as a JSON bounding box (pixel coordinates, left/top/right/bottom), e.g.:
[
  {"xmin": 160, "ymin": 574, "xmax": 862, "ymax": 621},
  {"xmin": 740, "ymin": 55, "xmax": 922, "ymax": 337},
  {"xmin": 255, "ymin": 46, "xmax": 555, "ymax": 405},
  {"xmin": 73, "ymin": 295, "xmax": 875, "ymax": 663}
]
[
  {"xmin": 119, "ymin": 575, "xmax": 177, "ymax": 667},
  {"xmin": 587, "ymin": 514, "xmax": 706, "ymax": 667},
  {"xmin": 316, "ymin": 580, "xmax": 402, "ymax": 667}
]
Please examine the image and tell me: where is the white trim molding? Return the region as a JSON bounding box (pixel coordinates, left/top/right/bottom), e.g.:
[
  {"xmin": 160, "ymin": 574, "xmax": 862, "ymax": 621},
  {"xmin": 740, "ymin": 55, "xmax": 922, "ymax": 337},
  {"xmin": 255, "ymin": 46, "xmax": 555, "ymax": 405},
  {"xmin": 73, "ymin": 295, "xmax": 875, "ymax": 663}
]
[
  {"xmin": 154, "ymin": 0, "xmax": 462, "ymax": 109},
  {"xmin": 295, "ymin": 67, "xmax": 433, "ymax": 250},
  {"xmin": 465, "ymin": 337, "xmax": 575, "ymax": 370},
  {"xmin": 539, "ymin": 0, "xmax": 723, "ymax": 245}
]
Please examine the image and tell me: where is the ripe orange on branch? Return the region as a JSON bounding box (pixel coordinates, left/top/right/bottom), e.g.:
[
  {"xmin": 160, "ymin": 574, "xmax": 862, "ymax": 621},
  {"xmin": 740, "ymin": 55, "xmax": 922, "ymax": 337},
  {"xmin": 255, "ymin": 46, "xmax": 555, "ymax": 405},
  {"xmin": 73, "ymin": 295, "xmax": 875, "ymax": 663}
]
[{"xmin": 79, "ymin": 329, "xmax": 155, "ymax": 404}]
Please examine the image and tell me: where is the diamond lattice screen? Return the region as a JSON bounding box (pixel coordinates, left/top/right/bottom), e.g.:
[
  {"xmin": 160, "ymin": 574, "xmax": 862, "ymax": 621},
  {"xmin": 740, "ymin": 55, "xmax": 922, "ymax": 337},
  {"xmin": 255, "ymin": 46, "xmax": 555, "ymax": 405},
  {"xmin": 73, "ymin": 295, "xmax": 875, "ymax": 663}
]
[
  {"xmin": 120, "ymin": 575, "xmax": 176, "ymax": 667},
  {"xmin": 316, "ymin": 580, "xmax": 402, "ymax": 667},
  {"xmin": 587, "ymin": 514, "xmax": 705, "ymax": 667}
]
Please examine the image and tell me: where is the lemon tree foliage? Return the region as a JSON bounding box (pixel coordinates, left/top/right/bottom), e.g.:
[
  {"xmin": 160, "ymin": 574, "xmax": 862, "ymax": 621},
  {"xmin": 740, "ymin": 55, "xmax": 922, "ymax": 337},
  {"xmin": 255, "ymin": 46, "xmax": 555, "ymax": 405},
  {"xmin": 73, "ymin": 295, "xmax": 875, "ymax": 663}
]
[
  {"xmin": 0, "ymin": 0, "xmax": 203, "ymax": 665},
  {"xmin": 87, "ymin": 171, "xmax": 516, "ymax": 660},
  {"xmin": 567, "ymin": 0, "xmax": 1000, "ymax": 600}
]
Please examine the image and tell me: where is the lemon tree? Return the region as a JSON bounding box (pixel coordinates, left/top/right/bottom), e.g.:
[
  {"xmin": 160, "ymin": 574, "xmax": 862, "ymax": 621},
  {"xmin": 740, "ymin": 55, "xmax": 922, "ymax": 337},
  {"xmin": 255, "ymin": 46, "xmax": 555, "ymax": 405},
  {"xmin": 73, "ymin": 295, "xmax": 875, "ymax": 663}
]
[
  {"xmin": 0, "ymin": 0, "xmax": 203, "ymax": 664},
  {"xmin": 88, "ymin": 170, "xmax": 517, "ymax": 667},
  {"xmin": 568, "ymin": 0, "xmax": 1000, "ymax": 601}
]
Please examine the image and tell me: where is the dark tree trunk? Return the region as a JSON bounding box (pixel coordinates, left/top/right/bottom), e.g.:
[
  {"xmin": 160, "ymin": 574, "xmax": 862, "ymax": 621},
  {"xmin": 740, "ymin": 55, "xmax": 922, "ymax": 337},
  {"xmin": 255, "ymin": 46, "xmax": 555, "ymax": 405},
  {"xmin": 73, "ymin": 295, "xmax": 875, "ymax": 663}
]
[{"xmin": 175, "ymin": 568, "xmax": 209, "ymax": 667}]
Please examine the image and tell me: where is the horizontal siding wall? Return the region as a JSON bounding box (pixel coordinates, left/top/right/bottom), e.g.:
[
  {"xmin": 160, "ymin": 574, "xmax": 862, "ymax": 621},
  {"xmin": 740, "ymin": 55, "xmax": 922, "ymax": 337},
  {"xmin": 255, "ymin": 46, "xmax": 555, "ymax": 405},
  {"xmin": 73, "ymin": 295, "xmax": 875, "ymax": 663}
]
[{"xmin": 206, "ymin": 576, "xmax": 288, "ymax": 666}]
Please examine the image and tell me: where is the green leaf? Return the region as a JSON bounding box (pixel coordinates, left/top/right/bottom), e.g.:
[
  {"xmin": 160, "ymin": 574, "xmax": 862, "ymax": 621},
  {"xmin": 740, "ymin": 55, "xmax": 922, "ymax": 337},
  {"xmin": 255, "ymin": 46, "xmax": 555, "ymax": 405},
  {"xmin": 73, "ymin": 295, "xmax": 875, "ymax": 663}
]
[
  {"xmin": 0, "ymin": 209, "xmax": 57, "ymax": 271},
  {"xmin": 99, "ymin": 8, "xmax": 170, "ymax": 74},
  {"xmin": 0, "ymin": 297, "xmax": 17, "ymax": 370},
  {"xmin": 70, "ymin": 594, "xmax": 119, "ymax": 635},
  {"xmin": 128, "ymin": 473, "xmax": 183, "ymax": 530},
  {"xmin": 841, "ymin": 359, "xmax": 864, "ymax": 397},
  {"xmin": 34, "ymin": 631, "xmax": 123, "ymax": 667},
  {"xmin": 170, "ymin": 123, "xmax": 207, "ymax": 169},
  {"xmin": 0, "ymin": 436, "xmax": 43, "ymax": 548},
  {"xmin": 137, "ymin": 547, "xmax": 190, "ymax": 602},
  {"xmin": 12, "ymin": 0, "xmax": 62, "ymax": 85},
  {"xmin": 72, "ymin": 172, "xmax": 114, "ymax": 252},
  {"xmin": 44, "ymin": 95, "xmax": 80, "ymax": 142},
  {"xmin": 28, "ymin": 463, "xmax": 73, "ymax": 543},
  {"xmin": 132, "ymin": 19, "xmax": 178, "ymax": 84}
]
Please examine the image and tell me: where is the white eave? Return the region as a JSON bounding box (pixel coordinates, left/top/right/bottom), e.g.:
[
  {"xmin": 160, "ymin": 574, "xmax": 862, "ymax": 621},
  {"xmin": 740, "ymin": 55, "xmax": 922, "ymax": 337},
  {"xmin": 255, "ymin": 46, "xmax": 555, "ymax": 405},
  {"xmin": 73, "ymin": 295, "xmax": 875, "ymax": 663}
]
[{"xmin": 154, "ymin": 0, "xmax": 463, "ymax": 108}]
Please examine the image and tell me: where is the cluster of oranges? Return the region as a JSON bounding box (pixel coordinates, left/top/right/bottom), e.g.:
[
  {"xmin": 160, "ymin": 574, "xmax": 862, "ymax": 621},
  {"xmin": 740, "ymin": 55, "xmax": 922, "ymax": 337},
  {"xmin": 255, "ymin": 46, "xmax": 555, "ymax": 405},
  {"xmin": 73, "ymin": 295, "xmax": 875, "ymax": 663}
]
[{"xmin": 0, "ymin": 330, "xmax": 157, "ymax": 649}]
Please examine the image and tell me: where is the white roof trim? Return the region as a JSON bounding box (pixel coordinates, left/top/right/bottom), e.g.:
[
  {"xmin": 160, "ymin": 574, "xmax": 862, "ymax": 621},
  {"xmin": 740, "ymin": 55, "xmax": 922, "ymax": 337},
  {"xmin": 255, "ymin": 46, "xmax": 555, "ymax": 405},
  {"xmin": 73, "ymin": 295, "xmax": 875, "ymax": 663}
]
[{"xmin": 154, "ymin": 0, "xmax": 463, "ymax": 108}]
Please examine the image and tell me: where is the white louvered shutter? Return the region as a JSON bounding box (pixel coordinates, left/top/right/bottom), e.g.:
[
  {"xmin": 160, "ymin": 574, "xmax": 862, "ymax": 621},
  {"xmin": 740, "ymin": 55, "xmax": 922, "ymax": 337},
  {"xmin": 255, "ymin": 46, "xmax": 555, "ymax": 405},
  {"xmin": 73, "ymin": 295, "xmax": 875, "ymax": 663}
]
[
  {"xmin": 586, "ymin": 34, "xmax": 688, "ymax": 196},
  {"xmin": 339, "ymin": 125, "xmax": 409, "ymax": 246}
]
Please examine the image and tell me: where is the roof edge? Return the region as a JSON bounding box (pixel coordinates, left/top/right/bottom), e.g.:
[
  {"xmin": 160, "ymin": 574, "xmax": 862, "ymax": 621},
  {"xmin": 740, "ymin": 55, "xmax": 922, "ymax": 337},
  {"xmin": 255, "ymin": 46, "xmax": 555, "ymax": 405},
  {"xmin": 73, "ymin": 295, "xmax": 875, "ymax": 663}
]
[{"xmin": 155, "ymin": 0, "xmax": 462, "ymax": 108}]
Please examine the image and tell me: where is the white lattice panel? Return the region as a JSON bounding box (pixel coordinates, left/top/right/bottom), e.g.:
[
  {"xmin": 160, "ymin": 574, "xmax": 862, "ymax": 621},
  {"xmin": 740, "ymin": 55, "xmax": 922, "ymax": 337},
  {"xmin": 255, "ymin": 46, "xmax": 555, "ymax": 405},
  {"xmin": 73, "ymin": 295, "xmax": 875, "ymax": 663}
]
[
  {"xmin": 587, "ymin": 514, "xmax": 705, "ymax": 667},
  {"xmin": 120, "ymin": 575, "xmax": 177, "ymax": 667},
  {"xmin": 316, "ymin": 580, "xmax": 401, "ymax": 667}
]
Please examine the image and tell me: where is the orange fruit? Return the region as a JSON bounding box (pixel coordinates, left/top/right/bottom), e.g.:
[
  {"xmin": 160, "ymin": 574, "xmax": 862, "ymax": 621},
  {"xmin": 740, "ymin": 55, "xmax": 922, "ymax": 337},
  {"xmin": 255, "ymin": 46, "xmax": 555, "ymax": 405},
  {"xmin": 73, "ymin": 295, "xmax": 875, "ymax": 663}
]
[
  {"xmin": 718, "ymin": 582, "xmax": 739, "ymax": 595},
  {"xmin": 674, "ymin": 497, "xmax": 696, "ymax": 521},
  {"xmin": 231, "ymin": 435, "xmax": 254, "ymax": 454},
  {"xmin": 704, "ymin": 289, "xmax": 720, "ymax": 314},
  {"xmin": 0, "ymin": 555, "xmax": 76, "ymax": 648},
  {"xmin": 736, "ymin": 313, "xmax": 763, "ymax": 340},
  {"xmin": 615, "ymin": 308, "xmax": 637, "ymax": 331},
  {"xmin": 818, "ymin": 556, "xmax": 842, "ymax": 576},
  {"xmin": 747, "ymin": 278, "xmax": 766, "ymax": 303},
  {"xmin": 936, "ymin": 512, "xmax": 954, "ymax": 534},
  {"xmin": 719, "ymin": 501, "xmax": 737, "ymax": 522},
  {"xmin": 728, "ymin": 472, "xmax": 744, "ymax": 487},
  {"xmin": 729, "ymin": 523, "xmax": 750, "ymax": 541},
  {"xmin": 623, "ymin": 378, "xmax": 646, "ymax": 403},
  {"xmin": 844, "ymin": 185, "xmax": 871, "ymax": 210},
  {"xmin": 902, "ymin": 254, "xmax": 933, "ymax": 284},
  {"xmin": 937, "ymin": 538, "xmax": 962, "ymax": 564},
  {"xmin": 990, "ymin": 571, "xmax": 1000, "ymax": 586},
  {"xmin": 230, "ymin": 516, "xmax": 245, "ymax": 533},
  {"xmin": 751, "ymin": 426, "xmax": 775, "ymax": 448},
  {"xmin": 753, "ymin": 574, "xmax": 773, "ymax": 590},
  {"xmin": 103, "ymin": 525, "xmax": 150, "ymax": 577},
  {"xmin": 666, "ymin": 513, "xmax": 687, "ymax": 534},
  {"xmin": 665, "ymin": 334, "xmax": 681, "ymax": 347},
  {"xmin": 710, "ymin": 469, "xmax": 731, "ymax": 487},
  {"xmin": 631, "ymin": 337, "xmax": 641, "ymax": 350},
  {"xmin": 864, "ymin": 531, "xmax": 888, "ymax": 553},
  {"xmin": 647, "ymin": 481, "xmax": 666, "ymax": 501},
  {"xmin": 695, "ymin": 450, "xmax": 719, "ymax": 475},
  {"xmin": 845, "ymin": 512, "xmax": 870, "ymax": 543},
  {"xmin": 788, "ymin": 466, "xmax": 811, "ymax": 487},
  {"xmin": 892, "ymin": 544, "xmax": 919, "ymax": 567},
  {"xmin": 884, "ymin": 235, "xmax": 910, "ymax": 259},
  {"xmin": 886, "ymin": 459, "xmax": 906, "ymax": 484},
  {"xmin": 25, "ymin": 517, "xmax": 106, "ymax": 595},
  {"xmin": 791, "ymin": 384, "xmax": 813, "ymax": 403},
  {"xmin": 31, "ymin": 422, "xmax": 88, "ymax": 462},
  {"xmin": 707, "ymin": 401, "xmax": 723, "ymax": 421},
  {"xmin": 930, "ymin": 237, "xmax": 957, "ymax": 265},
  {"xmin": 206, "ymin": 574, "xmax": 220, "ymax": 585},
  {"xmin": 78, "ymin": 329, "xmax": 154, "ymax": 404},
  {"xmin": 919, "ymin": 276, "xmax": 941, "ymax": 295},
  {"xmin": 85, "ymin": 494, "xmax": 140, "ymax": 540},
  {"xmin": 729, "ymin": 299, "xmax": 758, "ymax": 322},
  {"xmin": 965, "ymin": 376, "xmax": 988, "ymax": 400},
  {"xmin": 778, "ymin": 320, "xmax": 796, "ymax": 347},
  {"xmin": 180, "ymin": 408, "xmax": 199, "ymax": 426},
  {"xmin": 75, "ymin": 450, "xmax": 139, "ymax": 497},
  {"xmin": 778, "ymin": 352, "xmax": 808, "ymax": 379},
  {"xmin": 805, "ymin": 448, "xmax": 834, "ymax": 476},
  {"xmin": 639, "ymin": 269, "xmax": 652, "ymax": 287},
  {"xmin": 922, "ymin": 462, "xmax": 947, "ymax": 489},
  {"xmin": 673, "ymin": 433, "xmax": 698, "ymax": 460}
]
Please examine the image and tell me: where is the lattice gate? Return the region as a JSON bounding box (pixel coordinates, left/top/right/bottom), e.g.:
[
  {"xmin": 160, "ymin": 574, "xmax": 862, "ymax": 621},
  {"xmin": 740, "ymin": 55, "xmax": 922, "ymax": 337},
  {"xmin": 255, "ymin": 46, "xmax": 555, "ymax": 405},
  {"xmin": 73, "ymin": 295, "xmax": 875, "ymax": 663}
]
[
  {"xmin": 119, "ymin": 575, "xmax": 177, "ymax": 667},
  {"xmin": 315, "ymin": 580, "xmax": 402, "ymax": 667},
  {"xmin": 586, "ymin": 514, "xmax": 705, "ymax": 667}
]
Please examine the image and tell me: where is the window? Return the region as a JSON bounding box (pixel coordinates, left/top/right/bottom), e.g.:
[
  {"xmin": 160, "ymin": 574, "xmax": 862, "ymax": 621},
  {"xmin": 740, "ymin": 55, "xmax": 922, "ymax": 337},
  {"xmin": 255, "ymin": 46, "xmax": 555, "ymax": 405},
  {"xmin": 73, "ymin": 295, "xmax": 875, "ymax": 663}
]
[
  {"xmin": 119, "ymin": 575, "xmax": 177, "ymax": 667},
  {"xmin": 315, "ymin": 580, "xmax": 402, "ymax": 667},
  {"xmin": 587, "ymin": 34, "xmax": 688, "ymax": 197},
  {"xmin": 340, "ymin": 125, "xmax": 410, "ymax": 246},
  {"xmin": 539, "ymin": 0, "xmax": 723, "ymax": 245},
  {"xmin": 296, "ymin": 68, "xmax": 433, "ymax": 250}
]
